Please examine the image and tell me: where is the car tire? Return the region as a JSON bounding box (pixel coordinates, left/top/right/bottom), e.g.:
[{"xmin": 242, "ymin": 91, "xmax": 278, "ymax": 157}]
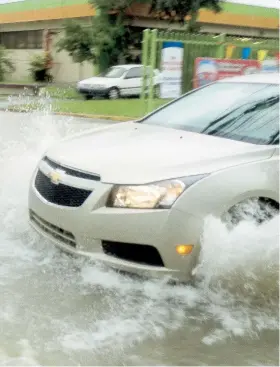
[
  {"xmin": 222, "ymin": 198, "xmax": 279, "ymax": 229},
  {"xmin": 108, "ymin": 87, "xmax": 120, "ymax": 100},
  {"xmin": 154, "ymin": 85, "xmax": 160, "ymax": 98},
  {"xmin": 142, "ymin": 85, "xmax": 160, "ymax": 99},
  {"xmin": 84, "ymin": 95, "xmax": 93, "ymax": 100}
]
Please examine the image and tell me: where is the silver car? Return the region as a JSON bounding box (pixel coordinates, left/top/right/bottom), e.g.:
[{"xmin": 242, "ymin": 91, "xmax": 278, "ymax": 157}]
[{"xmin": 28, "ymin": 73, "xmax": 279, "ymax": 282}]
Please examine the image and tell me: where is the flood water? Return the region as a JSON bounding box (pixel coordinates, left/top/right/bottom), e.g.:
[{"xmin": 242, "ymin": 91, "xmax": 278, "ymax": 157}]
[{"xmin": 0, "ymin": 106, "xmax": 279, "ymax": 365}]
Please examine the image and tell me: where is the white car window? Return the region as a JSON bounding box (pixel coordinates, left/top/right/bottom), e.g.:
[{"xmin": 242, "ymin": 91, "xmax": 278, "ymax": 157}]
[
  {"xmin": 103, "ymin": 67, "xmax": 126, "ymax": 78},
  {"xmin": 125, "ymin": 67, "xmax": 142, "ymax": 79},
  {"xmin": 140, "ymin": 82, "xmax": 279, "ymax": 145}
]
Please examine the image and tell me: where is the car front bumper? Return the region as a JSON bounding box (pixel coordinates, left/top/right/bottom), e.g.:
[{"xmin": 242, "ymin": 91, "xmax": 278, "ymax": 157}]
[
  {"xmin": 77, "ymin": 87, "xmax": 109, "ymax": 98},
  {"xmin": 28, "ymin": 163, "xmax": 203, "ymax": 282}
]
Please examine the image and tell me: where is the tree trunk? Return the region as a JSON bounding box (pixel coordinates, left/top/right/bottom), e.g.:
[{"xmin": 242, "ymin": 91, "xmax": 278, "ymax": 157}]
[{"xmin": 188, "ymin": 0, "xmax": 201, "ymax": 33}]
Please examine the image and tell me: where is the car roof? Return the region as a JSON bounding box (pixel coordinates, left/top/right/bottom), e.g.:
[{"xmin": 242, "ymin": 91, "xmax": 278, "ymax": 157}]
[
  {"xmin": 113, "ymin": 64, "xmax": 143, "ymax": 70},
  {"xmin": 218, "ymin": 72, "xmax": 279, "ymax": 84}
]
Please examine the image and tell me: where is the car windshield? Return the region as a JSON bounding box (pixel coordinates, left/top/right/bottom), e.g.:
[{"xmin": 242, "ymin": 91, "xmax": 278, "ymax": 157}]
[
  {"xmin": 140, "ymin": 82, "xmax": 279, "ymax": 145},
  {"xmin": 102, "ymin": 67, "xmax": 126, "ymax": 78}
]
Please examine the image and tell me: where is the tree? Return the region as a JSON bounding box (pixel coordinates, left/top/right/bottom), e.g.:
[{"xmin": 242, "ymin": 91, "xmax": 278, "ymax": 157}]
[
  {"xmin": 0, "ymin": 46, "xmax": 15, "ymax": 82},
  {"xmin": 29, "ymin": 52, "xmax": 53, "ymax": 82},
  {"xmin": 56, "ymin": 20, "xmax": 95, "ymax": 63},
  {"xmin": 87, "ymin": 0, "xmax": 137, "ymax": 72},
  {"xmin": 150, "ymin": 0, "xmax": 222, "ymax": 31},
  {"xmin": 56, "ymin": 1, "xmax": 140, "ymax": 73}
]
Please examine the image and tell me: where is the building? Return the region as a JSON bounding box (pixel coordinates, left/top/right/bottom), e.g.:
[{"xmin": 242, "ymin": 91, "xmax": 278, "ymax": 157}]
[{"xmin": 0, "ymin": 0, "xmax": 279, "ymax": 83}]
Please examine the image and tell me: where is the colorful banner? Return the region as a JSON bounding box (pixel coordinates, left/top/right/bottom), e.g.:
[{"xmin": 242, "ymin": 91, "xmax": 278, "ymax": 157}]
[
  {"xmin": 241, "ymin": 47, "xmax": 251, "ymax": 60},
  {"xmin": 225, "ymin": 45, "xmax": 236, "ymax": 59},
  {"xmin": 193, "ymin": 58, "xmax": 261, "ymax": 89},
  {"xmin": 257, "ymin": 50, "xmax": 268, "ymax": 61},
  {"xmin": 160, "ymin": 41, "xmax": 184, "ymax": 99}
]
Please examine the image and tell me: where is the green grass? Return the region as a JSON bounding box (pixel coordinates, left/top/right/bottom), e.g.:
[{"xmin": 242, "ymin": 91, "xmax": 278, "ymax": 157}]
[
  {"xmin": 52, "ymin": 99, "xmax": 170, "ymax": 118},
  {"xmin": 0, "ymin": 83, "xmax": 79, "ymax": 97},
  {"xmin": 8, "ymin": 98, "xmax": 172, "ymax": 119},
  {"xmin": 6, "ymin": 84, "xmax": 172, "ymax": 118},
  {"xmin": 45, "ymin": 86, "xmax": 81, "ymax": 100},
  {"xmin": 0, "ymin": 80, "xmax": 33, "ymax": 85}
]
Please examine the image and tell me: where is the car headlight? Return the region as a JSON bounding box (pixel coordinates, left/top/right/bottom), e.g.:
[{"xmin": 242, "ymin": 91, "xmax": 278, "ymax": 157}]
[{"xmin": 108, "ymin": 174, "xmax": 208, "ymax": 209}]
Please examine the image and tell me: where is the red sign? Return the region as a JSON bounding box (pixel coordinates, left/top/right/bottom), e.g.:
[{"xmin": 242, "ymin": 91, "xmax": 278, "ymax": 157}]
[{"xmin": 193, "ymin": 58, "xmax": 261, "ymax": 89}]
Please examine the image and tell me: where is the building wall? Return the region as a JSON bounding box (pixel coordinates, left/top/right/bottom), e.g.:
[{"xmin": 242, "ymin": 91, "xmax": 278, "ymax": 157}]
[
  {"xmin": 131, "ymin": 18, "xmax": 279, "ymax": 38},
  {"xmin": 5, "ymin": 46, "xmax": 94, "ymax": 83},
  {"xmin": 126, "ymin": 2, "xmax": 279, "ymax": 30},
  {"xmin": 52, "ymin": 30, "xmax": 93, "ymax": 83},
  {"xmin": 6, "ymin": 49, "xmax": 41, "ymax": 82},
  {"xmin": 0, "ymin": 18, "xmax": 94, "ymax": 82},
  {"xmin": 0, "ymin": 0, "xmax": 96, "ymax": 23},
  {"xmin": 0, "ymin": 0, "xmax": 278, "ymax": 29}
]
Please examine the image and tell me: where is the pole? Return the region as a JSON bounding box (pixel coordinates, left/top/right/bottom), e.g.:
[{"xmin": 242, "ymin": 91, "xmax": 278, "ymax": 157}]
[
  {"xmin": 216, "ymin": 33, "xmax": 226, "ymax": 59},
  {"xmin": 147, "ymin": 29, "xmax": 158, "ymax": 113},
  {"xmin": 140, "ymin": 29, "xmax": 150, "ymax": 101}
]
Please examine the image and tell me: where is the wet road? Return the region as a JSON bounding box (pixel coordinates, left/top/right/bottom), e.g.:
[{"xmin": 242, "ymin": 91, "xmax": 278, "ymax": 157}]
[{"xmin": 0, "ymin": 110, "xmax": 279, "ymax": 365}]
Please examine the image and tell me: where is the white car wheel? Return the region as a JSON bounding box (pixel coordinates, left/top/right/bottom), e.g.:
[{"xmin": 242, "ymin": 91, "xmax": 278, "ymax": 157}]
[{"xmin": 108, "ymin": 88, "xmax": 120, "ymax": 100}]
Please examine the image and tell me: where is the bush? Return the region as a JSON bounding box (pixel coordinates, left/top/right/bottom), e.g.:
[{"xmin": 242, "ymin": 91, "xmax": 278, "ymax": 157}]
[
  {"xmin": 29, "ymin": 52, "xmax": 53, "ymax": 82},
  {"xmin": 0, "ymin": 46, "xmax": 15, "ymax": 82}
]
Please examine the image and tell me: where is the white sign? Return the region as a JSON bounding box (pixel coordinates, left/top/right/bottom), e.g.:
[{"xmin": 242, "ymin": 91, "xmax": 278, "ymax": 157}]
[
  {"xmin": 160, "ymin": 41, "xmax": 184, "ymax": 99},
  {"xmin": 261, "ymin": 59, "xmax": 279, "ymax": 73},
  {"xmin": 0, "ymin": 0, "xmax": 24, "ymax": 4}
]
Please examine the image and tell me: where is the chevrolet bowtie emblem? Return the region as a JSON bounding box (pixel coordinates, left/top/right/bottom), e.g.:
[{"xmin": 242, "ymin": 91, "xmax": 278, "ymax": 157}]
[{"xmin": 49, "ymin": 169, "xmax": 64, "ymax": 185}]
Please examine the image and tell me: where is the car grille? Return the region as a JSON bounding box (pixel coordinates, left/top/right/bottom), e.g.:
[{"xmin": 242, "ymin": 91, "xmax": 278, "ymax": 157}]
[
  {"xmin": 43, "ymin": 157, "xmax": 100, "ymax": 181},
  {"xmin": 35, "ymin": 170, "xmax": 92, "ymax": 207},
  {"xmin": 102, "ymin": 241, "xmax": 165, "ymax": 267},
  {"xmin": 30, "ymin": 210, "xmax": 76, "ymax": 248}
]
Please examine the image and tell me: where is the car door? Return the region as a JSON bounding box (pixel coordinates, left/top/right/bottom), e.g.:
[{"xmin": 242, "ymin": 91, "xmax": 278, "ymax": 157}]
[{"xmin": 120, "ymin": 67, "xmax": 142, "ymax": 96}]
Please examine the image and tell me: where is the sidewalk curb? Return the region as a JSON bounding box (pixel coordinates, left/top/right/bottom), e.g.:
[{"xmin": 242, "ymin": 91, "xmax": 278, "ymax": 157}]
[
  {"xmin": 54, "ymin": 111, "xmax": 134, "ymax": 121},
  {"xmin": 2, "ymin": 107, "xmax": 135, "ymax": 122}
]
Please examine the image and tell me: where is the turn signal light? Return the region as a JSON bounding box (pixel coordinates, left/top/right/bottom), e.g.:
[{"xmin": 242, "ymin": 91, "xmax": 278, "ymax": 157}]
[{"xmin": 176, "ymin": 244, "xmax": 193, "ymax": 255}]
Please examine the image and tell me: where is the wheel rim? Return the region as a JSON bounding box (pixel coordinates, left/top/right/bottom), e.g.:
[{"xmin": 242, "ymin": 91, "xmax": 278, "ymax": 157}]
[
  {"xmin": 109, "ymin": 89, "xmax": 118, "ymax": 99},
  {"xmin": 155, "ymin": 86, "xmax": 160, "ymax": 98}
]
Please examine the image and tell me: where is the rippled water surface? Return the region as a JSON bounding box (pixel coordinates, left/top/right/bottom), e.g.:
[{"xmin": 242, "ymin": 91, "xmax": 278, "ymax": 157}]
[{"xmin": 0, "ymin": 107, "xmax": 279, "ymax": 366}]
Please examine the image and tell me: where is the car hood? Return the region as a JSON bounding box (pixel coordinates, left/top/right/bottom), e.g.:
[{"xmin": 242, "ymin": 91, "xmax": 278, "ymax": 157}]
[{"xmin": 46, "ymin": 122, "xmax": 275, "ymax": 184}]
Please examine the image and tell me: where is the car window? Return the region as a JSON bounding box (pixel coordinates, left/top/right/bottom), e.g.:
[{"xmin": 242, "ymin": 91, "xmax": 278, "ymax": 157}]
[
  {"xmin": 126, "ymin": 67, "xmax": 142, "ymax": 79},
  {"xmin": 144, "ymin": 67, "xmax": 153, "ymax": 74},
  {"xmin": 103, "ymin": 67, "xmax": 126, "ymax": 78},
  {"xmin": 140, "ymin": 82, "xmax": 279, "ymax": 145}
]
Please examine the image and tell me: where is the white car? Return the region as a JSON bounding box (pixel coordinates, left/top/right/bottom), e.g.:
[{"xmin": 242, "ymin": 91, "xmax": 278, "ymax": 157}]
[
  {"xmin": 77, "ymin": 64, "xmax": 161, "ymax": 100},
  {"xmin": 29, "ymin": 73, "xmax": 279, "ymax": 283}
]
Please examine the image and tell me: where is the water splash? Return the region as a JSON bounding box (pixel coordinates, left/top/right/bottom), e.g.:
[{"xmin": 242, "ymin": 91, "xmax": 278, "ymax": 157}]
[
  {"xmin": 0, "ymin": 340, "xmax": 39, "ymax": 366},
  {"xmin": 196, "ymin": 214, "xmax": 279, "ymax": 307}
]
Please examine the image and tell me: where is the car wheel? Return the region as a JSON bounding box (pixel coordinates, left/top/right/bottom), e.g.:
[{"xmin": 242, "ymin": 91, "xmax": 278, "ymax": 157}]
[
  {"xmin": 108, "ymin": 87, "xmax": 120, "ymax": 100},
  {"xmin": 154, "ymin": 85, "xmax": 160, "ymax": 98},
  {"xmin": 222, "ymin": 198, "xmax": 279, "ymax": 229},
  {"xmin": 84, "ymin": 95, "xmax": 92, "ymax": 100}
]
